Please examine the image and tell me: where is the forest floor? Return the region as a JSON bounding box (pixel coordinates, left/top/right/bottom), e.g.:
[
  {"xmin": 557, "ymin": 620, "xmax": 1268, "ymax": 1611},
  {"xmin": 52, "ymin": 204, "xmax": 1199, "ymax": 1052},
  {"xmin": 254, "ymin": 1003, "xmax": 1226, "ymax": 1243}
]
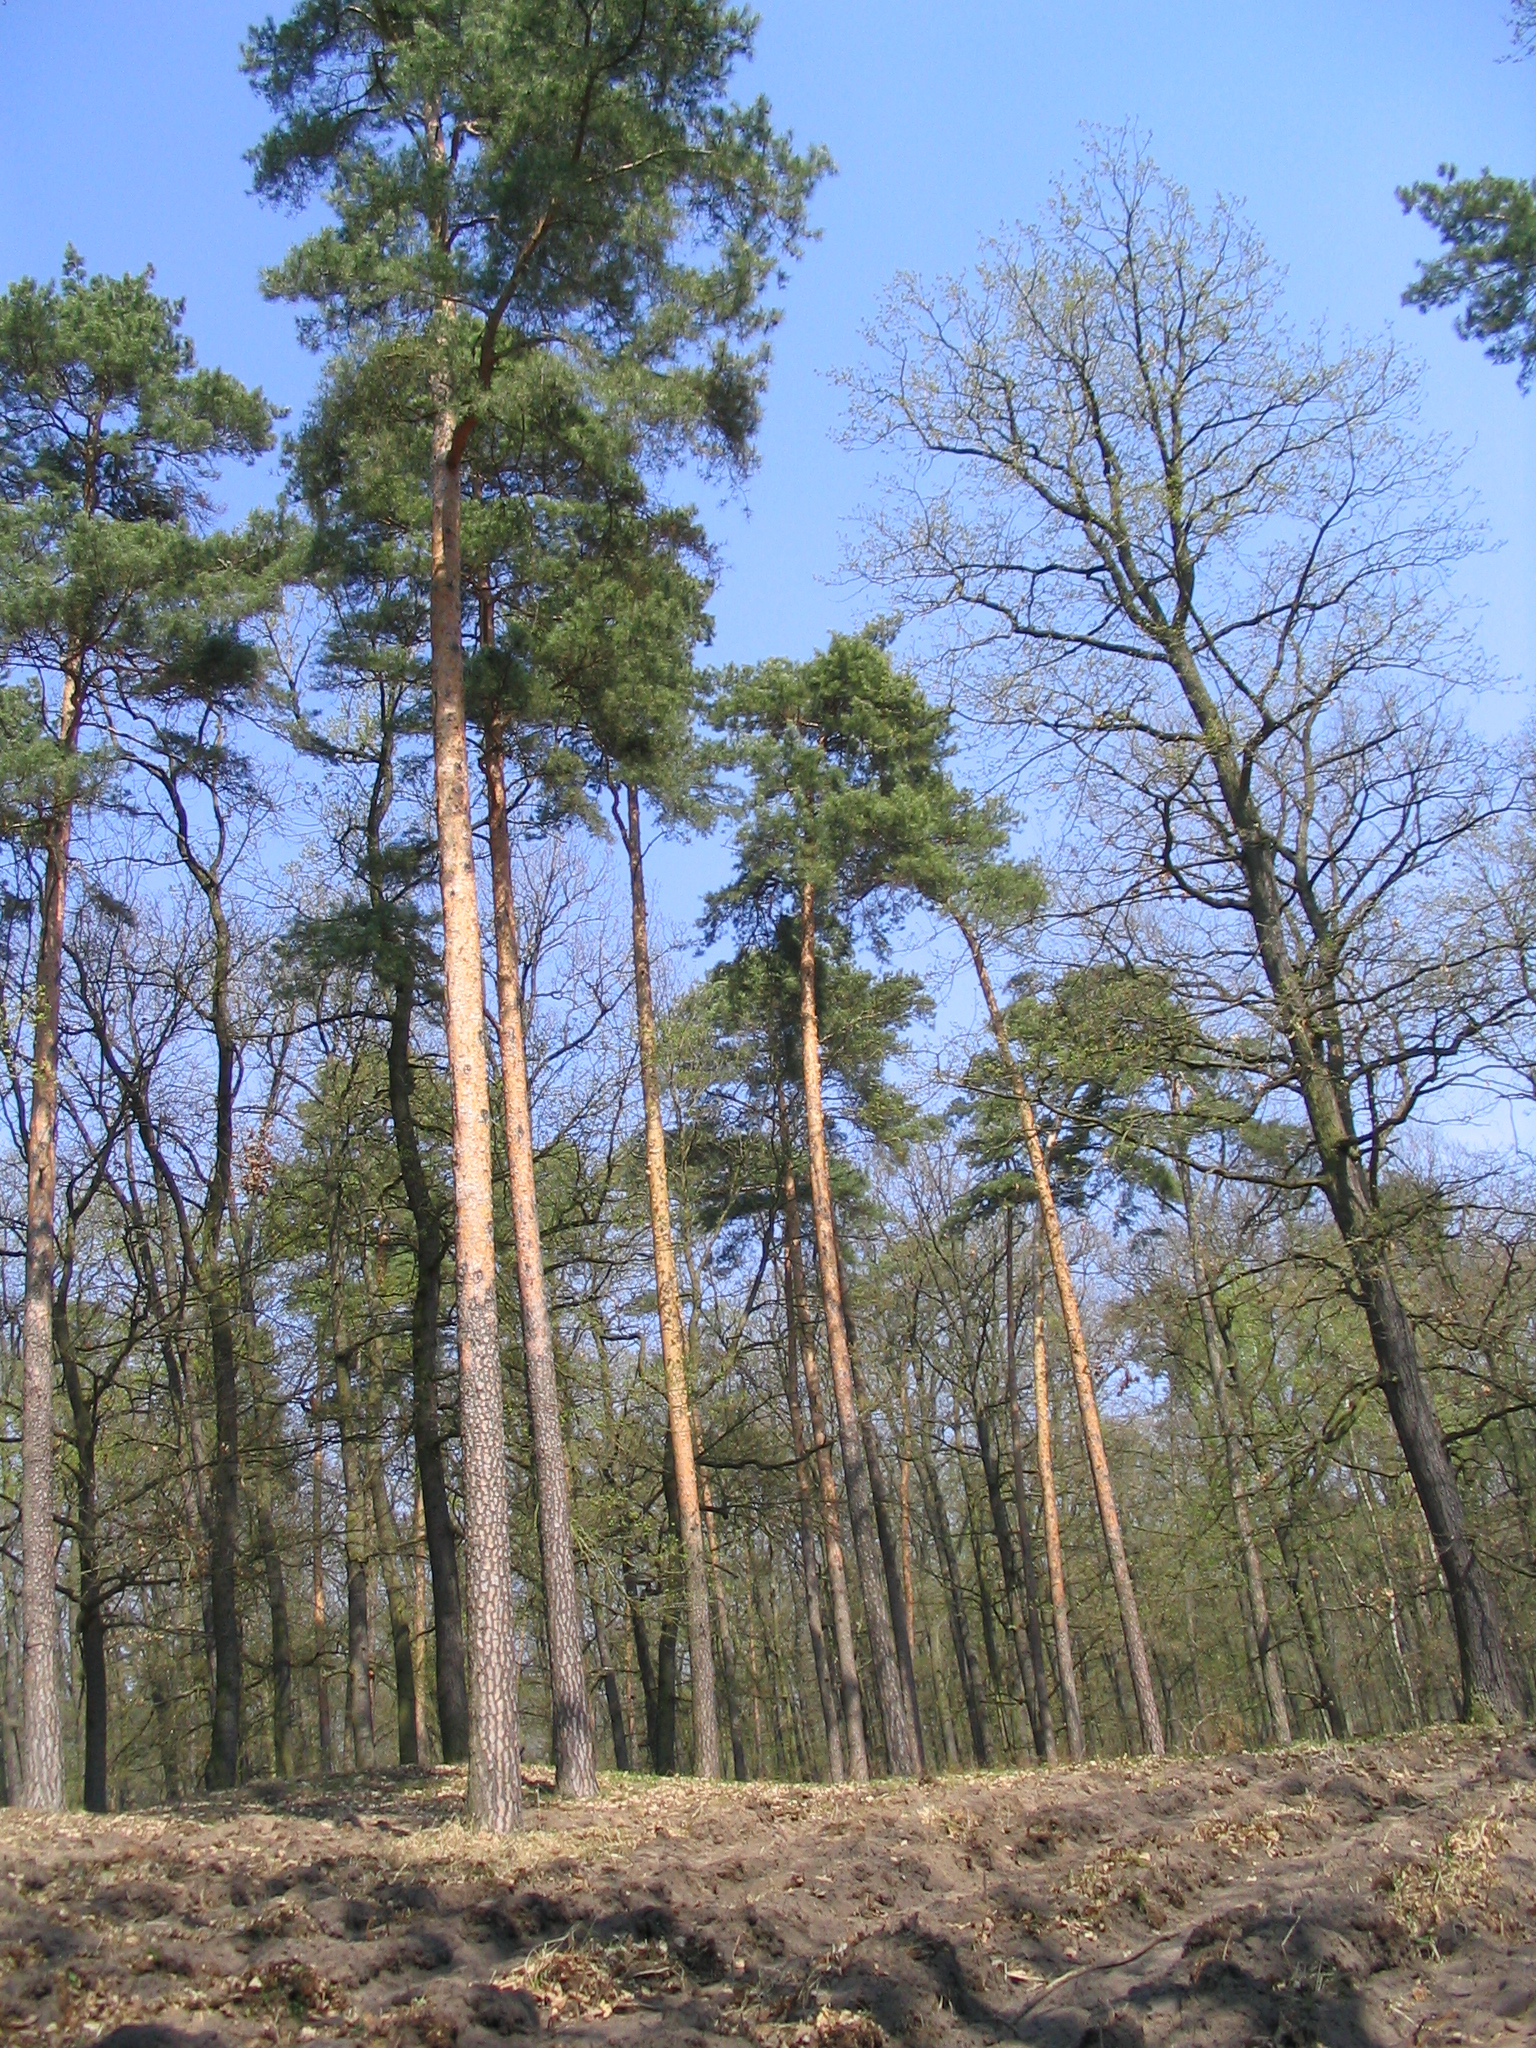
[{"xmin": 1, "ymin": 1728, "xmax": 1534, "ymax": 2048}]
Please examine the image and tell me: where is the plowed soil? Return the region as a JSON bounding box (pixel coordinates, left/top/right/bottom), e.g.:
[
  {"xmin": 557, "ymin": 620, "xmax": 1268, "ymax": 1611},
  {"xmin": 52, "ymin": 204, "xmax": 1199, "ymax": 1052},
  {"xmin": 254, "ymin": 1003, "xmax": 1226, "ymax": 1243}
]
[{"xmin": 2, "ymin": 1729, "xmax": 1534, "ymax": 2048}]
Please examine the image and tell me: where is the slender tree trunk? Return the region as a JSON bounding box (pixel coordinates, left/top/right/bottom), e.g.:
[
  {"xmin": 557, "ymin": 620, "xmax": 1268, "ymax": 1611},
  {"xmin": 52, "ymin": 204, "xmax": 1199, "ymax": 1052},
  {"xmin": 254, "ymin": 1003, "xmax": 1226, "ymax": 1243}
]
[
  {"xmin": 783, "ymin": 1270, "xmax": 845, "ymax": 1782},
  {"xmin": 428, "ymin": 408, "xmax": 521, "ymax": 1829},
  {"xmin": 205, "ymin": 1284, "xmax": 243, "ymax": 1788},
  {"xmin": 843, "ymin": 1293, "xmax": 927, "ymax": 1772},
  {"xmin": 615, "ymin": 783, "xmax": 719, "ymax": 1778},
  {"xmin": 957, "ymin": 916, "xmax": 1161, "ymax": 1754},
  {"xmin": 331, "ymin": 1316, "xmax": 374, "ymax": 1772},
  {"xmin": 916, "ymin": 1432, "xmax": 990, "ymax": 1766},
  {"xmin": 626, "ymin": 1568, "xmax": 660, "ymax": 1768},
  {"xmin": 385, "ymin": 967, "xmax": 469, "ymax": 1763},
  {"xmin": 1176, "ymin": 1159, "xmax": 1290, "ymax": 1745},
  {"xmin": 361, "ymin": 1326, "xmax": 418, "ymax": 1768},
  {"xmin": 1005, "ymin": 1211, "xmax": 1055, "ymax": 1761},
  {"xmin": 697, "ymin": 1456, "xmax": 747, "ymax": 1780},
  {"xmin": 253, "ymin": 1490, "xmax": 294, "ymax": 1779},
  {"xmin": 484, "ymin": 723, "xmax": 597, "ymax": 1798},
  {"xmin": 781, "ymin": 1147, "xmax": 869, "ymax": 1781},
  {"xmin": 975, "ymin": 1392, "xmax": 1046, "ymax": 1758},
  {"xmin": 412, "ymin": 1484, "xmax": 429, "ymax": 1763},
  {"xmin": 1275, "ymin": 1516, "xmax": 1350, "ymax": 1739},
  {"xmin": 1031, "ymin": 1248, "xmax": 1085, "ymax": 1761},
  {"xmin": 18, "ymin": 659, "xmax": 83, "ymax": 1812},
  {"xmin": 798, "ymin": 883, "xmax": 918, "ymax": 1777},
  {"xmin": 925, "ymin": 1605, "xmax": 962, "ymax": 1770},
  {"xmin": 587, "ymin": 1566, "xmax": 630, "ymax": 1771},
  {"xmin": 313, "ymin": 1412, "xmax": 333, "ymax": 1774},
  {"xmin": 59, "ymin": 1316, "xmax": 105, "ymax": 1812},
  {"xmin": 967, "ymin": 1493, "xmax": 1012, "ymax": 1755}
]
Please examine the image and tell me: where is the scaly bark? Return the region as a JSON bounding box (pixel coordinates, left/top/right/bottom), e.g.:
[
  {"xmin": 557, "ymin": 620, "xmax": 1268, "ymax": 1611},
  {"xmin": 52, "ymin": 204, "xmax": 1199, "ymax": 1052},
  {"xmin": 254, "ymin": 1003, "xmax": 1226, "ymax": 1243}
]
[
  {"xmin": 484, "ymin": 718, "xmax": 597, "ymax": 1797},
  {"xmin": 428, "ymin": 396, "xmax": 521, "ymax": 1829},
  {"xmin": 18, "ymin": 652, "xmax": 84, "ymax": 1811}
]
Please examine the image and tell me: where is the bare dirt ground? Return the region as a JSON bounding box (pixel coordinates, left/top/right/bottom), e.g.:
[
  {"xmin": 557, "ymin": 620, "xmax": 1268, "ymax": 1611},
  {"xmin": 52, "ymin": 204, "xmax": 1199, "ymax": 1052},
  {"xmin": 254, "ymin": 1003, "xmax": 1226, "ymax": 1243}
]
[{"xmin": 2, "ymin": 1728, "xmax": 1534, "ymax": 2048}]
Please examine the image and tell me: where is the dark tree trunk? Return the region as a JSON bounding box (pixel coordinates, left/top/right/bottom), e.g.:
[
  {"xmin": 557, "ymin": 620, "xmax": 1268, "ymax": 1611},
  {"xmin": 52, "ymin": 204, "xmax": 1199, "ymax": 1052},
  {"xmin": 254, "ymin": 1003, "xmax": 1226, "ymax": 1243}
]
[
  {"xmin": 253, "ymin": 1493, "xmax": 294, "ymax": 1778},
  {"xmin": 1169, "ymin": 629, "xmax": 1523, "ymax": 1725},
  {"xmin": 587, "ymin": 1568, "xmax": 630, "ymax": 1771},
  {"xmin": 974, "ymin": 1393, "xmax": 1047, "ymax": 1759},
  {"xmin": 916, "ymin": 1436, "xmax": 990, "ymax": 1766},
  {"xmin": 626, "ymin": 1569, "xmax": 660, "ymax": 1767}
]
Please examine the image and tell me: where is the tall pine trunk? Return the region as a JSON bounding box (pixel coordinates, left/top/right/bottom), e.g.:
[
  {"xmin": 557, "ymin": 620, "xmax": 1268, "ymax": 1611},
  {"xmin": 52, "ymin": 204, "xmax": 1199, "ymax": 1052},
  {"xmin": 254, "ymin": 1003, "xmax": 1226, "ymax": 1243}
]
[
  {"xmin": 798, "ymin": 883, "xmax": 918, "ymax": 1776},
  {"xmin": 483, "ymin": 722, "xmax": 597, "ymax": 1797},
  {"xmin": 615, "ymin": 782, "xmax": 720, "ymax": 1778},
  {"xmin": 957, "ymin": 915, "xmax": 1162, "ymax": 1755},
  {"xmin": 17, "ymin": 656, "xmax": 83, "ymax": 1811},
  {"xmin": 428, "ymin": 409, "xmax": 521, "ymax": 1829}
]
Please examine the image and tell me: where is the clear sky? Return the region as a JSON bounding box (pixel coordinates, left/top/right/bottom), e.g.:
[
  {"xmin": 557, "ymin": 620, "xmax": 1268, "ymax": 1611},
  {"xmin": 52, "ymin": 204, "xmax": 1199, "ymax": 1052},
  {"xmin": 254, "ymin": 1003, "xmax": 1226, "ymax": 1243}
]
[{"xmin": 1, "ymin": 1, "xmax": 1532, "ymax": 833}]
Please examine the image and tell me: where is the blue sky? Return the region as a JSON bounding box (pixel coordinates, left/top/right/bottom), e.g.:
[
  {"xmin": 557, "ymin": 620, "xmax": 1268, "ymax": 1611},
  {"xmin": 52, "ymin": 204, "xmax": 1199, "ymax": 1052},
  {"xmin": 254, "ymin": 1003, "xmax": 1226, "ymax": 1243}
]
[{"xmin": 1, "ymin": 0, "xmax": 1532, "ymax": 912}]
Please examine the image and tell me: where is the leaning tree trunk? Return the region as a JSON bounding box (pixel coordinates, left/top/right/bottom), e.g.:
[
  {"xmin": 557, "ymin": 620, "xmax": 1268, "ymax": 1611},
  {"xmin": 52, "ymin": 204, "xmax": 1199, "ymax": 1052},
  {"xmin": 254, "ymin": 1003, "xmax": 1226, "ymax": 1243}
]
[
  {"xmin": 587, "ymin": 1565, "xmax": 631, "ymax": 1771},
  {"xmin": 957, "ymin": 915, "xmax": 1162, "ymax": 1755},
  {"xmin": 1177, "ymin": 1158, "xmax": 1290, "ymax": 1745},
  {"xmin": 385, "ymin": 963, "xmax": 469, "ymax": 1763},
  {"xmin": 484, "ymin": 722, "xmax": 597, "ymax": 1798},
  {"xmin": 782, "ymin": 1144, "xmax": 870, "ymax": 1781},
  {"xmin": 798, "ymin": 882, "xmax": 919, "ymax": 1777},
  {"xmin": 616, "ymin": 781, "xmax": 720, "ymax": 1779},
  {"xmin": 17, "ymin": 656, "xmax": 84, "ymax": 1812},
  {"xmin": 428, "ymin": 408, "xmax": 521, "ymax": 1830},
  {"xmin": 1031, "ymin": 1244, "xmax": 1085, "ymax": 1761}
]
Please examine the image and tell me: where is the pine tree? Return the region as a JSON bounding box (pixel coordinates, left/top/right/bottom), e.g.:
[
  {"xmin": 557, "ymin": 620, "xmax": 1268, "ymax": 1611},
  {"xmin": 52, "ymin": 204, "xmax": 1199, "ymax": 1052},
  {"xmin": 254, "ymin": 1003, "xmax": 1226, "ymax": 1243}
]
[
  {"xmin": 250, "ymin": 0, "xmax": 823, "ymax": 1824},
  {"xmin": 0, "ymin": 254, "xmax": 273, "ymax": 1806}
]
